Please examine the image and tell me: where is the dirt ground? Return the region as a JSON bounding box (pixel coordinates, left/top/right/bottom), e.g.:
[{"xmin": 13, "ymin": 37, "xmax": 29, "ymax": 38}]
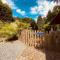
[
  {"xmin": 17, "ymin": 46, "xmax": 60, "ymax": 60},
  {"xmin": 16, "ymin": 47, "xmax": 46, "ymax": 60},
  {"xmin": 0, "ymin": 40, "xmax": 27, "ymax": 60}
]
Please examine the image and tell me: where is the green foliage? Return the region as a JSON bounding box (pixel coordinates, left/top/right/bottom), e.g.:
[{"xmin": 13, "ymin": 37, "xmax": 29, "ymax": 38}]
[
  {"xmin": 0, "ymin": 21, "xmax": 5, "ymax": 29},
  {"xmin": 30, "ymin": 21, "xmax": 38, "ymax": 30},
  {"xmin": 46, "ymin": 11, "xmax": 53, "ymax": 23},
  {"xmin": 23, "ymin": 23, "xmax": 30, "ymax": 28},
  {"xmin": 0, "ymin": 21, "xmax": 19, "ymax": 37},
  {"xmin": 22, "ymin": 18, "xmax": 33, "ymax": 23},
  {"xmin": 43, "ymin": 22, "xmax": 49, "ymax": 28},
  {"xmin": 0, "ymin": 0, "xmax": 2, "ymax": 4},
  {"xmin": 37, "ymin": 16, "xmax": 45, "ymax": 30},
  {"xmin": 14, "ymin": 17, "xmax": 32, "ymax": 29},
  {"xmin": 53, "ymin": 5, "xmax": 60, "ymax": 15},
  {"xmin": 19, "ymin": 21, "xmax": 30, "ymax": 29},
  {"xmin": 0, "ymin": 2, "xmax": 14, "ymax": 22},
  {"xmin": 42, "ymin": 5, "xmax": 60, "ymax": 31},
  {"xmin": 46, "ymin": 5, "xmax": 60, "ymax": 24}
]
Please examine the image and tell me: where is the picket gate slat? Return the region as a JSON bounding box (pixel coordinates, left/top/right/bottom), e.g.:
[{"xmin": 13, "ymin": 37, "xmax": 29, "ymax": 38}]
[{"xmin": 19, "ymin": 29, "xmax": 45, "ymax": 47}]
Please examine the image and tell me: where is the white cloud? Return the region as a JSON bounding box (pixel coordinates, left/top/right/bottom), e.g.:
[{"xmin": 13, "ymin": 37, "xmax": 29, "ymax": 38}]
[
  {"xmin": 2, "ymin": 0, "xmax": 26, "ymax": 16},
  {"xmin": 16, "ymin": 9, "xmax": 26, "ymax": 16},
  {"xmin": 30, "ymin": 0, "xmax": 57, "ymax": 17},
  {"xmin": 30, "ymin": 6, "xmax": 38, "ymax": 14},
  {"xmin": 1, "ymin": 0, "xmax": 7, "ymax": 3},
  {"xmin": 1, "ymin": 0, "xmax": 17, "ymax": 9}
]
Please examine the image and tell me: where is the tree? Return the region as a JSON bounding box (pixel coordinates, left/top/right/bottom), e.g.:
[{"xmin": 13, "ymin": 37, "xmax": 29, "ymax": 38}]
[
  {"xmin": 0, "ymin": 1, "xmax": 14, "ymax": 22},
  {"xmin": 0, "ymin": 0, "xmax": 2, "ymax": 4},
  {"xmin": 52, "ymin": 5, "xmax": 60, "ymax": 15},
  {"xmin": 30, "ymin": 20, "xmax": 38, "ymax": 31},
  {"xmin": 45, "ymin": 5, "xmax": 60, "ymax": 24},
  {"xmin": 22, "ymin": 18, "xmax": 33, "ymax": 23},
  {"xmin": 44, "ymin": 5, "xmax": 60, "ymax": 32},
  {"xmin": 37, "ymin": 16, "xmax": 44, "ymax": 30},
  {"xmin": 46, "ymin": 10, "xmax": 54, "ymax": 23}
]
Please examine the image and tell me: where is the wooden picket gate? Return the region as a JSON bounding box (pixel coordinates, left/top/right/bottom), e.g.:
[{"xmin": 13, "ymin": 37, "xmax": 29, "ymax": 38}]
[{"xmin": 19, "ymin": 29, "xmax": 45, "ymax": 47}]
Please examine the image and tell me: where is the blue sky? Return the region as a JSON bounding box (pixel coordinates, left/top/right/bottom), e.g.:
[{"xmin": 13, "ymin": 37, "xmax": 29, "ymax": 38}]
[{"xmin": 1, "ymin": 0, "xmax": 59, "ymax": 21}]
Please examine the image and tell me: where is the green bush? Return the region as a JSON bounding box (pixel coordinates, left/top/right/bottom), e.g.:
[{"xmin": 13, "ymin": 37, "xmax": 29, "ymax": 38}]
[
  {"xmin": 0, "ymin": 20, "xmax": 30, "ymax": 38},
  {"xmin": 0, "ymin": 21, "xmax": 19, "ymax": 37}
]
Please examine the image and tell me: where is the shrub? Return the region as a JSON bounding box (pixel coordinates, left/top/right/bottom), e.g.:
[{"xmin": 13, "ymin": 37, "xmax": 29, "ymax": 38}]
[{"xmin": 0, "ymin": 21, "xmax": 19, "ymax": 38}]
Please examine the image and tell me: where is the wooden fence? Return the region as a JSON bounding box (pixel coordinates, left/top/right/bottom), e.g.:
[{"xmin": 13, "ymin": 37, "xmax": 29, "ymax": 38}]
[
  {"xmin": 19, "ymin": 29, "xmax": 45, "ymax": 47},
  {"xmin": 45, "ymin": 31, "xmax": 60, "ymax": 51}
]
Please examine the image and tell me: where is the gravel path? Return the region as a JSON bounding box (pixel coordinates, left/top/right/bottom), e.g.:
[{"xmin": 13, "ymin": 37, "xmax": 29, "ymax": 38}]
[
  {"xmin": 0, "ymin": 40, "xmax": 27, "ymax": 60},
  {"xmin": 17, "ymin": 47, "xmax": 46, "ymax": 60},
  {"xmin": 17, "ymin": 46, "xmax": 60, "ymax": 60}
]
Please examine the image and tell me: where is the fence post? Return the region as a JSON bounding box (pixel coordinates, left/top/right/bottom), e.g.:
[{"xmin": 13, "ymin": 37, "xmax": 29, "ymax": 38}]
[
  {"xmin": 24, "ymin": 30, "xmax": 27, "ymax": 44},
  {"xmin": 29, "ymin": 30, "xmax": 31, "ymax": 46},
  {"xmin": 34, "ymin": 30, "xmax": 37, "ymax": 47},
  {"xmin": 28, "ymin": 30, "xmax": 30, "ymax": 46}
]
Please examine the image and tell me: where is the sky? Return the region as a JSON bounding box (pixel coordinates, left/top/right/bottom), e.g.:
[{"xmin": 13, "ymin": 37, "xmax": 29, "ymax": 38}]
[{"xmin": 1, "ymin": 0, "xmax": 60, "ymax": 21}]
